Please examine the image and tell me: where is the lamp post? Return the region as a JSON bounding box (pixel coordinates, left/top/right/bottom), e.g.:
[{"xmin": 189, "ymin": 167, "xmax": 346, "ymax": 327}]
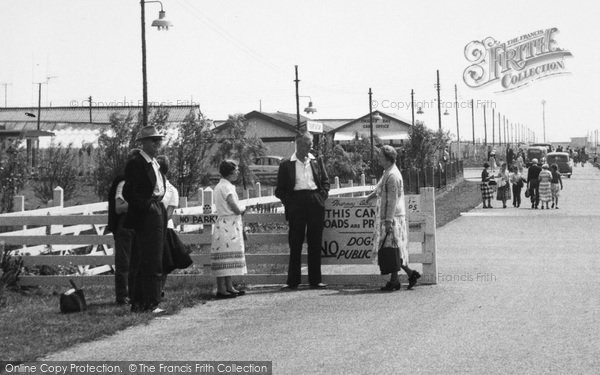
[
  {"xmin": 483, "ymin": 105, "xmax": 487, "ymax": 146},
  {"xmin": 436, "ymin": 70, "xmax": 442, "ymax": 130},
  {"xmin": 541, "ymin": 99, "xmax": 546, "ymax": 143},
  {"xmin": 141, "ymin": 0, "xmax": 172, "ymax": 128},
  {"xmin": 369, "ymin": 88, "xmax": 374, "ymax": 166},
  {"xmin": 454, "ymin": 84, "xmax": 460, "ymax": 160}
]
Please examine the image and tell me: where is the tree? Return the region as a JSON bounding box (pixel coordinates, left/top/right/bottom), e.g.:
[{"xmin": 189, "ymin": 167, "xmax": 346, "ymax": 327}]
[
  {"xmin": 166, "ymin": 110, "xmax": 217, "ymax": 197},
  {"xmin": 94, "ymin": 108, "xmax": 170, "ymax": 200},
  {"xmin": 0, "ymin": 141, "xmax": 28, "ymax": 213},
  {"xmin": 33, "ymin": 143, "xmax": 79, "ymax": 204},
  {"xmin": 211, "ymin": 114, "xmax": 267, "ymax": 189},
  {"xmin": 405, "ymin": 121, "xmax": 451, "ymax": 169}
]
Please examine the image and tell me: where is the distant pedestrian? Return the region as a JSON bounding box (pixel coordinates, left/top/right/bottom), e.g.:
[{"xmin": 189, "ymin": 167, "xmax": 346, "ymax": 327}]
[
  {"xmin": 211, "ymin": 160, "xmax": 247, "ymax": 299},
  {"xmin": 510, "ymin": 166, "xmax": 526, "ymax": 208},
  {"xmin": 516, "ymin": 154, "xmax": 524, "ymax": 174},
  {"xmin": 527, "ymin": 158, "xmax": 542, "ymax": 209},
  {"xmin": 480, "ymin": 162, "xmax": 493, "ymax": 209},
  {"xmin": 550, "ymin": 163, "xmax": 563, "ymax": 209},
  {"xmin": 490, "ymin": 149, "xmax": 497, "ymax": 172},
  {"xmin": 538, "ymin": 164, "xmax": 553, "ymax": 210},
  {"xmin": 495, "ymin": 162, "xmax": 511, "ymax": 209}
]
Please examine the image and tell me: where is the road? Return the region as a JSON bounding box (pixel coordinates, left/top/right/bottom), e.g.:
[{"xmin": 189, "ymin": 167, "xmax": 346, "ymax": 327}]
[{"xmin": 43, "ymin": 164, "xmax": 600, "ymax": 374}]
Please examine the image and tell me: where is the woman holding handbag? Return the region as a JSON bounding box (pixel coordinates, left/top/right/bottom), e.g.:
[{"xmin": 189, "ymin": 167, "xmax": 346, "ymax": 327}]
[
  {"xmin": 366, "ymin": 145, "xmax": 420, "ymax": 291},
  {"xmin": 495, "ymin": 162, "xmax": 511, "ymax": 208}
]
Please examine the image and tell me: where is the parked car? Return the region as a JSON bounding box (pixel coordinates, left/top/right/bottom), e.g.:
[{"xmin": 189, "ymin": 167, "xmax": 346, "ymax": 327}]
[
  {"xmin": 249, "ymin": 155, "xmax": 283, "ymax": 174},
  {"xmin": 546, "ymin": 152, "xmax": 572, "ymax": 178},
  {"xmin": 525, "ymin": 146, "xmax": 547, "ymax": 167}
]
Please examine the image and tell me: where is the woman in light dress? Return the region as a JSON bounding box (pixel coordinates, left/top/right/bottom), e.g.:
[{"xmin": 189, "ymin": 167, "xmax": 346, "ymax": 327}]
[
  {"xmin": 538, "ymin": 163, "xmax": 553, "ymax": 209},
  {"xmin": 366, "ymin": 145, "xmax": 421, "ymax": 291},
  {"xmin": 211, "ymin": 160, "xmax": 247, "ymax": 299}
]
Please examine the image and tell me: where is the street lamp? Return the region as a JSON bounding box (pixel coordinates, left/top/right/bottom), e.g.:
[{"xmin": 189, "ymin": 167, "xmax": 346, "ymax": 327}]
[
  {"xmin": 300, "ymin": 96, "xmax": 317, "ymax": 115},
  {"xmin": 368, "ymin": 88, "xmax": 376, "ymax": 168},
  {"xmin": 141, "ymin": 0, "xmax": 172, "ymax": 127},
  {"xmin": 541, "ymin": 99, "xmax": 546, "ymax": 143}
]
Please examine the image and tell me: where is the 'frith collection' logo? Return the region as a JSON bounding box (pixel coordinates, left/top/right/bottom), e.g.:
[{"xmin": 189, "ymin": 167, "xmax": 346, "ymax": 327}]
[{"xmin": 463, "ymin": 28, "xmax": 573, "ymax": 92}]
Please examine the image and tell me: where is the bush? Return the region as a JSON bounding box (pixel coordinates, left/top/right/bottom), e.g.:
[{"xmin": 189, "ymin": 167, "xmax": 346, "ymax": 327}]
[
  {"xmin": 0, "ymin": 141, "xmax": 28, "ymax": 213},
  {"xmin": 33, "ymin": 144, "xmax": 79, "ymax": 204}
]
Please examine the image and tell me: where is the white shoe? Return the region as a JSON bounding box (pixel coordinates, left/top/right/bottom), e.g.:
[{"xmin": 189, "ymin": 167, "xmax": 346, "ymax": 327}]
[{"xmin": 152, "ymin": 307, "xmax": 166, "ymax": 315}]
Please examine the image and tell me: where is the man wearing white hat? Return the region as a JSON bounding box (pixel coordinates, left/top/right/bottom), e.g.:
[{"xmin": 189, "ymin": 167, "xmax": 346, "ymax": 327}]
[{"xmin": 123, "ymin": 126, "xmax": 168, "ymax": 314}]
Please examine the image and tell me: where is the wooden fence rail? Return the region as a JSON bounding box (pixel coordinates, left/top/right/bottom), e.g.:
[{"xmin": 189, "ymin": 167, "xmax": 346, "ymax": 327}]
[{"xmin": 1, "ymin": 179, "xmax": 438, "ymax": 287}]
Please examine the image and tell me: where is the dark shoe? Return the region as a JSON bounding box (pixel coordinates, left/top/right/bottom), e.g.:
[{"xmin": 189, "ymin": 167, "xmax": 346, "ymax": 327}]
[
  {"xmin": 503, "ymin": 204, "xmax": 507, "ymax": 208},
  {"xmin": 408, "ymin": 271, "xmax": 421, "ymax": 290},
  {"xmin": 131, "ymin": 303, "xmax": 145, "ymax": 313},
  {"xmin": 116, "ymin": 297, "xmax": 130, "ymax": 305},
  {"xmin": 551, "ymin": 203, "xmax": 555, "ymax": 208},
  {"xmin": 281, "ymin": 284, "xmax": 299, "ymax": 291},
  {"xmin": 541, "ymin": 206, "xmax": 544, "ymax": 209},
  {"xmin": 380, "ymin": 280, "xmax": 401, "ymax": 291},
  {"xmin": 227, "ymin": 289, "xmax": 246, "ymax": 296},
  {"xmin": 309, "ymin": 283, "xmax": 327, "ymax": 289},
  {"xmin": 215, "ymin": 292, "xmax": 237, "ymax": 299}
]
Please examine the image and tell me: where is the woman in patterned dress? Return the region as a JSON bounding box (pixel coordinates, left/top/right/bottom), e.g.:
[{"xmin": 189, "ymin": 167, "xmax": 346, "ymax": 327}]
[
  {"xmin": 366, "ymin": 145, "xmax": 421, "ymax": 291},
  {"xmin": 480, "ymin": 162, "xmax": 493, "ymax": 208},
  {"xmin": 538, "ymin": 163, "xmax": 553, "ymax": 209},
  {"xmin": 211, "ymin": 160, "xmax": 247, "ymax": 299}
]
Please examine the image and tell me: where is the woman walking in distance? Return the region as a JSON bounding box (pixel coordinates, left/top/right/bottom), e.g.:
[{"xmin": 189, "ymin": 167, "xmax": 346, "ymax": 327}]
[
  {"xmin": 550, "ymin": 163, "xmax": 563, "ymax": 209},
  {"xmin": 480, "ymin": 162, "xmax": 493, "ymax": 209},
  {"xmin": 366, "ymin": 145, "xmax": 420, "ymax": 291},
  {"xmin": 538, "ymin": 164, "xmax": 553, "ymax": 210},
  {"xmin": 495, "ymin": 162, "xmax": 511, "ymax": 209},
  {"xmin": 211, "ymin": 160, "xmax": 247, "ymax": 299}
]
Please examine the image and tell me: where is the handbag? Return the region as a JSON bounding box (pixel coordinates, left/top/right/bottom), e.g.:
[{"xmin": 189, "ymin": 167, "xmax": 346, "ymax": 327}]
[
  {"xmin": 377, "ymin": 232, "xmax": 402, "ymax": 275},
  {"xmin": 163, "ymin": 228, "xmax": 193, "ymax": 274},
  {"xmin": 488, "ymin": 180, "xmax": 497, "ymax": 186},
  {"xmin": 524, "ymin": 188, "xmax": 530, "ymax": 198},
  {"xmin": 59, "ymin": 279, "xmax": 87, "ymax": 313}
]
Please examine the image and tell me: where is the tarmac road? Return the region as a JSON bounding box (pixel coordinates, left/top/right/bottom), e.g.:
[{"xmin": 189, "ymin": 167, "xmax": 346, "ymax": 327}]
[{"xmin": 43, "ymin": 164, "xmax": 600, "ymax": 374}]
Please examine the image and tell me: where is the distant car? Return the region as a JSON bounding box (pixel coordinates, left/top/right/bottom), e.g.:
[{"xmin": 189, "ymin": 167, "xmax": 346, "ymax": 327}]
[
  {"xmin": 249, "ymin": 155, "xmax": 283, "ymax": 174},
  {"xmin": 525, "ymin": 146, "xmax": 548, "ymax": 167},
  {"xmin": 530, "ymin": 143, "xmax": 553, "ymax": 153},
  {"xmin": 546, "ymin": 152, "xmax": 572, "ymax": 178}
]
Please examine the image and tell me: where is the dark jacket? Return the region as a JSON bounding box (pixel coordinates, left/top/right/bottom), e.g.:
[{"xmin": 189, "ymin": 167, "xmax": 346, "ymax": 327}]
[
  {"xmin": 527, "ymin": 164, "xmax": 542, "ymax": 182},
  {"xmin": 123, "ymin": 151, "xmax": 165, "ymax": 230},
  {"xmin": 275, "ymin": 155, "xmax": 330, "ymax": 219},
  {"xmin": 107, "ymin": 175, "xmax": 125, "ymax": 233}
]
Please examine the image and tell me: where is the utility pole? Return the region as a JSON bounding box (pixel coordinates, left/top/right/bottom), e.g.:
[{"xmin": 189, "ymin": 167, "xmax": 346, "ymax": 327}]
[
  {"xmin": 492, "ymin": 108, "xmax": 495, "ymax": 145},
  {"xmin": 454, "ymin": 84, "xmax": 460, "ymax": 159},
  {"xmin": 369, "ymin": 88, "xmax": 374, "ymax": 165},
  {"xmin": 471, "ymin": 99, "xmax": 475, "ymax": 145},
  {"xmin": 483, "ymin": 105, "xmax": 487, "ymax": 146},
  {"xmin": 87, "ymin": 96, "xmax": 93, "ymax": 123},
  {"xmin": 436, "ymin": 70, "xmax": 442, "ymax": 130},
  {"xmin": 0, "ymin": 82, "xmax": 11, "ymax": 107},
  {"xmin": 541, "ymin": 99, "xmax": 546, "ymax": 143},
  {"xmin": 295, "ymin": 65, "xmax": 300, "ymax": 130}
]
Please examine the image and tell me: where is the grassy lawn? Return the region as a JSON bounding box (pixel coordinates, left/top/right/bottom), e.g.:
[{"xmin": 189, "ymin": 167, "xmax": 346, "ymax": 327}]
[{"xmin": 0, "ymin": 179, "xmax": 480, "ymax": 362}]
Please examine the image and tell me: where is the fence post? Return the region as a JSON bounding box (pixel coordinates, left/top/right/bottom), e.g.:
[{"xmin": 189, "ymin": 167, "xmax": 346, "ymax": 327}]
[
  {"xmin": 53, "ymin": 186, "xmax": 64, "ymax": 207},
  {"xmin": 360, "ymin": 174, "xmax": 366, "ymax": 186},
  {"xmin": 334, "ymin": 176, "xmax": 340, "ymax": 190},
  {"xmin": 13, "ymin": 195, "xmax": 26, "ymax": 252},
  {"xmin": 255, "ymin": 182, "xmax": 262, "ymax": 197},
  {"xmin": 348, "ymin": 180, "xmax": 354, "ymax": 197},
  {"xmin": 197, "ymin": 188, "xmax": 204, "ymax": 206},
  {"xmin": 267, "ymin": 187, "xmax": 274, "ymax": 197},
  {"xmin": 51, "ymin": 186, "xmax": 64, "ymax": 239},
  {"xmin": 420, "ymin": 187, "xmax": 437, "ymax": 285},
  {"xmin": 203, "ymin": 187, "xmax": 214, "ymax": 214},
  {"xmin": 178, "ymin": 196, "xmax": 188, "ymax": 231}
]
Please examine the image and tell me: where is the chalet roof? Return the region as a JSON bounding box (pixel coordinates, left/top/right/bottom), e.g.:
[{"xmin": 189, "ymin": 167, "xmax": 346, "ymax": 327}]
[
  {"xmin": 0, "ymin": 105, "xmax": 199, "ymax": 125},
  {"xmin": 330, "ymin": 111, "xmax": 412, "ymax": 133}
]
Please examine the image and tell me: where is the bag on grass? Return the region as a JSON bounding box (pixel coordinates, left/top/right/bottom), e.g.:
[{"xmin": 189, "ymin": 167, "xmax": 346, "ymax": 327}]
[{"xmin": 60, "ymin": 279, "xmax": 87, "ymax": 313}]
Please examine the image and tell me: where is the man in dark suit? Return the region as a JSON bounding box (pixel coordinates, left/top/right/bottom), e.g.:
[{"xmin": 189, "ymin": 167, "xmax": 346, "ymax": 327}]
[
  {"xmin": 275, "ymin": 132, "xmax": 330, "ymax": 289},
  {"xmin": 527, "ymin": 158, "xmax": 542, "ymax": 209},
  {"xmin": 123, "ymin": 126, "xmax": 168, "ymax": 313}
]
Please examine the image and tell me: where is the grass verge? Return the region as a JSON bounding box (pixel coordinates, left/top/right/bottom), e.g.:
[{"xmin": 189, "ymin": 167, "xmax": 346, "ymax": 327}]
[{"xmin": 1, "ymin": 179, "xmax": 480, "ymax": 362}]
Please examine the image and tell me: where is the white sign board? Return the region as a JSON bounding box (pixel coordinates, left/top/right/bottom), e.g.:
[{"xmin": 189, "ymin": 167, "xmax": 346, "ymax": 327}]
[
  {"xmin": 321, "ymin": 196, "xmax": 421, "ymax": 261},
  {"xmin": 306, "ymin": 120, "xmax": 323, "ymax": 133}
]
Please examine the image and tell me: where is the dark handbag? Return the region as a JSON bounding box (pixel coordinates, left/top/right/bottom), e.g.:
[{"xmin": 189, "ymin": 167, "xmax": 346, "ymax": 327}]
[
  {"xmin": 488, "ymin": 179, "xmax": 497, "ymax": 186},
  {"xmin": 163, "ymin": 228, "xmax": 193, "ymax": 274},
  {"xmin": 377, "ymin": 233, "xmax": 402, "ymax": 275},
  {"xmin": 524, "ymin": 188, "xmax": 530, "ymax": 198},
  {"xmin": 59, "ymin": 280, "xmax": 87, "ymax": 313}
]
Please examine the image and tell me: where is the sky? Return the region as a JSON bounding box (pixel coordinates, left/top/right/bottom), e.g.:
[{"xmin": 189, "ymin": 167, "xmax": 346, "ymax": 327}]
[{"xmin": 1, "ymin": 0, "xmax": 598, "ymax": 143}]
